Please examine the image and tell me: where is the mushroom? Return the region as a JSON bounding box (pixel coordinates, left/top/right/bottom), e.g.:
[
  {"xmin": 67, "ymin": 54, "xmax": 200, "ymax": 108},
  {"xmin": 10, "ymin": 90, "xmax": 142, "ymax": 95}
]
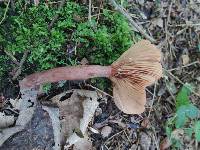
[{"xmin": 20, "ymin": 40, "xmax": 162, "ymax": 114}]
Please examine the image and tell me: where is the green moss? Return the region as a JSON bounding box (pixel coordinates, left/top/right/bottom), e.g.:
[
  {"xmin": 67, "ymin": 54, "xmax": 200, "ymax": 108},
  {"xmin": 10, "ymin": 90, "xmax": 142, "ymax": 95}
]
[{"xmin": 0, "ymin": 1, "xmax": 140, "ymax": 90}]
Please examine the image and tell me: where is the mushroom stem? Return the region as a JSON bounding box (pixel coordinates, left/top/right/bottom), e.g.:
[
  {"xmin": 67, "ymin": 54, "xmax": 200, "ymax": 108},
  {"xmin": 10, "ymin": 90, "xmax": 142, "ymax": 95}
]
[{"xmin": 20, "ymin": 65, "xmax": 112, "ymax": 89}]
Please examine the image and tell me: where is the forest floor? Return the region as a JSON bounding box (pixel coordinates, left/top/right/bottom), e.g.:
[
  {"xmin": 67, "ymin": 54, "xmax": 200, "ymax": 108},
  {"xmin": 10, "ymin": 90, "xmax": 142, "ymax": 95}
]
[{"xmin": 0, "ymin": 0, "xmax": 200, "ymax": 150}]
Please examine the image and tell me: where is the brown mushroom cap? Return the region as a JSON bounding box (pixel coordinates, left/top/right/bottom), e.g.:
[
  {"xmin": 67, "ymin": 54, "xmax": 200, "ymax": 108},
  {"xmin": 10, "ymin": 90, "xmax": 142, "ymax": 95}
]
[{"xmin": 110, "ymin": 40, "xmax": 162, "ymax": 114}]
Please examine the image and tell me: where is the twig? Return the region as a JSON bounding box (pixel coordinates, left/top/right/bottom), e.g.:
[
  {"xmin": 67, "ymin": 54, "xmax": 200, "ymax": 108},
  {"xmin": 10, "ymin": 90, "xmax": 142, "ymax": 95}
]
[
  {"xmin": 105, "ymin": 129, "xmax": 125, "ymax": 143},
  {"xmin": 147, "ymin": 82, "xmax": 157, "ymax": 118},
  {"xmin": 96, "ymin": 0, "xmax": 103, "ymax": 25},
  {"xmin": 164, "ymin": 69, "xmax": 200, "ymax": 97},
  {"xmin": 48, "ymin": 0, "xmax": 66, "ymax": 30},
  {"xmin": 4, "ymin": 50, "xmax": 20, "ymax": 66},
  {"xmin": 88, "ymin": 0, "xmax": 92, "ymax": 22},
  {"xmin": 85, "ymin": 83, "xmax": 113, "ymax": 98},
  {"xmin": 165, "ymin": 0, "xmax": 175, "ymax": 58},
  {"xmin": 168, "ymin": 61, "xmax": 200, "ymax": 71},
  {"xmin": 0, "ymin": 0, "xmax": 11, "ymax": 25},
  {"xmin": 109, "ymin": 0, "xmax": 156, "ymax": 43},
  {"xmin": 12, "ymin": 50, "xmax": 29, "ymax": 80}
]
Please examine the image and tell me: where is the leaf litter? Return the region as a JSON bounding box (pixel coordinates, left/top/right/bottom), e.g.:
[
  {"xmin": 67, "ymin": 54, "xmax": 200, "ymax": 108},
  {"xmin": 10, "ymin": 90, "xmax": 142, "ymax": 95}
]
[{"xmin": 1, "ymin": 0, "xmax": 200, "ymax": 149}]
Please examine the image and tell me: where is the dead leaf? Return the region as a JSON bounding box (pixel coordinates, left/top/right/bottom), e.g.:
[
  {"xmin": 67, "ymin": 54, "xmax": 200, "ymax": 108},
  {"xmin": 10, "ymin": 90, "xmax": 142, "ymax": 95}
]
[
  {"xmin": 181, "ymin": 54, "xmax": 190, "ymax": 65},
  {"xmin": 101, "ymin": 126, "xmax": 112, "ymax": 138},
  {"xmin": 152, "ymin": 18, "xmax": 163, "ymax": 28},
  {"xmin": 0, "ymin": 112, "xmax": 15, "ymax": 128},
  {"xmin": 0, "ymin": 88, "xmax": 38, "ymax": 146},
  {"xmin": 139, "ymin": 132, "xmax": 151, "ymax": 150},
  {"xmin": 160, "ymin": 137, "xmax": 171, "ymax": 150},
  {"xmin": 73, "ymin": 138, "xmax": 93, "ymax": 150},
  {"xmin": 34, "ymin": 0, "xmax": 39, "ymax": 6},
  {"xmin": 50, "ymin": 89, "xmax": 99, "ymax": 147},
  {"xmin": 171, "ymin": 129, "xmax": 184, "ymax": 140},
  {"xmin": 80, "ymin": 58, "xmax": 89, "ymax": 65},
  {"xmin": 42, "ymin": 106, "xmax": 61, "ymax": 150},
  {"xmin": 141, "ymin": 117, "xmax": 150, "ymax": 128},
  {"xmin": 88, "ymin": 127, "xmax": 99, "ymax": 134}
]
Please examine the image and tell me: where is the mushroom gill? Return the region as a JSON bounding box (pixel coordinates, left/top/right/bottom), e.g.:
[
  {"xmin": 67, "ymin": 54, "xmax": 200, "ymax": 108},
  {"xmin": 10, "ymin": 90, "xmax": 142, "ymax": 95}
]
[{"xmin": 110, "ymin": 40, "xmax": 162, "ymax": 114}]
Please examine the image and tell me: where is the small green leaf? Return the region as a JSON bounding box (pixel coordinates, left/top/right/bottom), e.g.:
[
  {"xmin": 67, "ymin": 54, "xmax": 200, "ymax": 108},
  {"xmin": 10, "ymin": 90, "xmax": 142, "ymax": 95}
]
[
  {"xmin": 194, "ymin": 121, "xmax": 200, "ymax": 141},
  {"xmin": 175, "ymin": 107, "xmax": 187, "ymax": 128},
  {"xmin": 175, "ymin": 104, "xmax": 199, "ymax": 128},
  {"xmin": 166, "ymin": 126, "xmax": 172, "ymax": 137},
  {"xmin": 185, "ymin": 104, "xmax": 199, "ymax": 119},
  {"xmin": 176, "ymin": 83, "xmax": 192, "ymax": 109}
]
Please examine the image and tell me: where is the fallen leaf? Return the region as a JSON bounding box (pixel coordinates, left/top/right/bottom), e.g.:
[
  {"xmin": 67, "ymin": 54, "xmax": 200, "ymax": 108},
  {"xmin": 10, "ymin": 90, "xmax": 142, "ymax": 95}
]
[
  {"xmin": 42, "ymin": 106, "xmax": 61, "ymax": 150},
  {"xmin": 88, "ymin": 127, "xmax": 99, "ymax": 134},
  {"xmin": 152, "ymin": 18, "xmax": 163, "ymax": 28},
  {"xmin": 0, "ymin": 88, "xmax": 38, "ymax": 146},
  {"xmin": 139, "ymin": 132, "xmax": 152, "ymax": 150},
  {"xmin": 50, "ymin": 89, "xmax": 99, "ymax": 147},
  {"xmin": 181, "ymin": 54, "xmax": 190, "ymax": 65},
  {"xmin": 160, "ymin": 137, "xmax": 171, "ymax": 150},
  {"xmin": 0, "ymin": 112, "xmax": 15, "ymax": 129},
  {"xmin": 73, "ymin": 138, "xmax": 93, "ymax": 150},
  {"xmin": 141, "ymin": 117, "xmax": 150, "ymax": 128},
  {"xmin": 80, "ymin": 57, "xmax": 89, "ymax": 65},
  {"xmin": 101, "ymin": 126, "xmax": 112, "ymax": 138}
]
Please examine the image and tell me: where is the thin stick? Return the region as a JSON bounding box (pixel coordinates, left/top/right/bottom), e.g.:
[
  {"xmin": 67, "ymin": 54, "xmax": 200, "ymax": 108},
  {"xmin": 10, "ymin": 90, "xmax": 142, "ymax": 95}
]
[
  {"xmin": 165, "ymin": 69, "xmax": 200, "ymax": 97},
  {"xmin": 48, "ymin": 0, "xmax": 66, "ymax": 30},
  {"xmin": 105, "ymin": 129, "xmax": 125, "ymax": 143},
  {"xmin": 109, "ymin": 0, "xmax": 156, "ymax": 43},
  {"xmin": 4, "ymin": 50, "xmax": 20, "ymax": 66},
  {"xmin": 168, "ymin": 61, "xmax": 200, "ymax": 71},
  {"xmin": 147, "ymin": 82, "xmax": 157, "ymax": 118},
  {"xmin": 0, "ymin": 0, "xmax": 11, "ymax": 25},
  {"xmin": 88, "ymin": 0, "xmax": 92, "ymax": 22},
  {"xmin": 85, "ymin": 83, "xmax": 113, "ymax": 98},
  {"xmin": 12, "ymin": 50, "xmax": 29, "ymax": 80}
]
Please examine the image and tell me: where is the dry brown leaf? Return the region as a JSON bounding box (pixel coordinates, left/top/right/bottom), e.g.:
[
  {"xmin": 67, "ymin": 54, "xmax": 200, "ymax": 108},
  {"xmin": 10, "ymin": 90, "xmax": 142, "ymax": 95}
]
[
  {"xmin": 111, "ymin": 40, "xmax": 162, "ymax": 114},
  {"xmin": 50, "ymin": 89, "xmax": 99, "ymax": 148},
  {"xmin": 160, "ymin": 137, "xmax": 171, "ymax": 150},
  {"xmin": 141, "ymin": 117, "xmax": 150, "ymax": 128}
]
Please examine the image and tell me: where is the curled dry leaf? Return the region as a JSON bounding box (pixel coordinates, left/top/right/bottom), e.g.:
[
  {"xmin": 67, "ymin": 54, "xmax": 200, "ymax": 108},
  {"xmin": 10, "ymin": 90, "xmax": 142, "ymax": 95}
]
[
  {"xmin": 0, "ymin": 88, "xmax": 38, "ymax": 146},
  {"xmin": 0, "ymin": 112, "xmax": 15, "ymax": 129},
  {"xmin": 110, "ymin": 40, "xmax": 162, "ymax": 114},
  {"xmin": 50, "ymin": 89, "xmax": 99, "ymax": 148},
  {"xmin": 42, "ymin": 106, "xmax": 61, "ymax": 150}
]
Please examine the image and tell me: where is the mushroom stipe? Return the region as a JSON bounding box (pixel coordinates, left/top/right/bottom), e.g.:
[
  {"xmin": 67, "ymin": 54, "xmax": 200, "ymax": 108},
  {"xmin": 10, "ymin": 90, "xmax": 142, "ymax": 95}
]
[{"xmin": 20, "ymin": 40, "xmax": 162, "ymax": 114}]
